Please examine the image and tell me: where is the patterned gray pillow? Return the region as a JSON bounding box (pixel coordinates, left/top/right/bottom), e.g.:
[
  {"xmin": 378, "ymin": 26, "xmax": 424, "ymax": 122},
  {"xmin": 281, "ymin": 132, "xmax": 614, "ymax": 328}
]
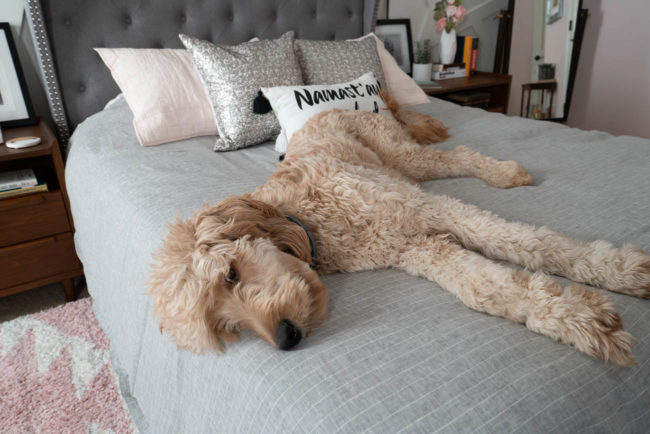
[
  {"xmin": 295, "ymin": 37, "xmax": 387, "ymax": 90},
  {"xmin": 180, "ymin": 32, "xmax": 303, "ymax": 151}
]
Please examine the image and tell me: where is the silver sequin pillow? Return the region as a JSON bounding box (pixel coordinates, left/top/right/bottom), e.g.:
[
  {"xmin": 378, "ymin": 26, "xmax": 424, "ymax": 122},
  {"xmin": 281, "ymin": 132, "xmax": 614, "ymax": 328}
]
[
  {"xmin": 180, "ymin": 32, "xmax": 303, "ymax": 151},
  {"xmin": 295, "ymin": 37, "xmax": 387, "ymax": 90}
]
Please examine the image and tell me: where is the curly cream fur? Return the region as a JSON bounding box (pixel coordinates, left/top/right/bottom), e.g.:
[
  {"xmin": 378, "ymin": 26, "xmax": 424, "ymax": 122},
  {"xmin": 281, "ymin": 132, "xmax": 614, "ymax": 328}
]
[{"xmin": 149, "ymin": 98, "xmax": 649, "ymax": 367}]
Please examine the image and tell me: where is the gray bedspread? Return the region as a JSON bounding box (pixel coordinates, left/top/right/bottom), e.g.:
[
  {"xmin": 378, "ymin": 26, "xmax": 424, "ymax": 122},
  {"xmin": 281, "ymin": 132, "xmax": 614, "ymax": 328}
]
[{"xmin": 66, "ymin": 96, "xmax": 650, "ymax": 433}]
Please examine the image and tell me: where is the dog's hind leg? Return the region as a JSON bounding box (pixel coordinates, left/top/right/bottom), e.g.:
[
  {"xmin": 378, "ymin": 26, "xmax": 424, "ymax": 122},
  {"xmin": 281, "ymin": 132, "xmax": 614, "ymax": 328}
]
[
  {"xmin": 386, "ymin": 144, "xmax": 533, "ymax": 188},
  {"xmin": 429, "ymin": 195, "xmax": 650, "ymax": 298},
  {"xmin": 397, "ymin": 234, "xmax": 635, "ymax": 367}
]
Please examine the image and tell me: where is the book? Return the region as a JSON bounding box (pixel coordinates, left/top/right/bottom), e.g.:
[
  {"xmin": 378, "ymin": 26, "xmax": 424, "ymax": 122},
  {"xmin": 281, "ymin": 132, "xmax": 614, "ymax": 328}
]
[
  {"xmin": 470, "ymin": 38, "xmax": 479, "ymax": 74},
  {"xmin": 454, "ymin": 36, "xmax": 467, "ymax": 64},
  {"xmin": 432, "ymin": 63, "xmax": 465, "ymax": 72},
  {"xmin": 0, "ymin": 182, "xmax": 48, "ymax": 200},
  {"xmin": 0, "ymin": 168, "xmax": 38, "ymax": 192},
  {"xmin": 433, "ymin": 69, "xmax": 467, "ymax": 80},
  {"xmin": 462, "ymin": 36, "xmax": 473, "ymax": 77}
]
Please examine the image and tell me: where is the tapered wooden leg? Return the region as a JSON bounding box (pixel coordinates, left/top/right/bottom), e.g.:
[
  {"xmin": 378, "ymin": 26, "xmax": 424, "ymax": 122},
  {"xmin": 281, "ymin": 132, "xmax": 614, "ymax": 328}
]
[{"xmin": 62, "ymin": 278, "xmax": 76, "ymax": 302}]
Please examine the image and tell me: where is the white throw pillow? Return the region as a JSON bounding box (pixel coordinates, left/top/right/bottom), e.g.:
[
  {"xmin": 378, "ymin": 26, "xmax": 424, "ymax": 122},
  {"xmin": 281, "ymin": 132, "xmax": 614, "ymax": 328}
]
[{"xmin": 262, "ymin": 73, "xmax": 390, "ymax": 152}]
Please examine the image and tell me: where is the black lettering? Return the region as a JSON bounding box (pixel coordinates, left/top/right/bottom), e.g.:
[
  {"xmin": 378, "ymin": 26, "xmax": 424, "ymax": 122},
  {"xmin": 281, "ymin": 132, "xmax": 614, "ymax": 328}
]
[
  {"xmin": 325, "ymin": 89, "xmax": 342, "ymax": 100},
  {"xmin": 366, "ymin": 83, "xmax": 380, "ymax": 96},
  {"xmin": 349, "ymin": 83, "xmax": 365, "ymax": 97},
  {"xmin": 294, "ymin": 89, "xmax": 313, "ymax": 110}
]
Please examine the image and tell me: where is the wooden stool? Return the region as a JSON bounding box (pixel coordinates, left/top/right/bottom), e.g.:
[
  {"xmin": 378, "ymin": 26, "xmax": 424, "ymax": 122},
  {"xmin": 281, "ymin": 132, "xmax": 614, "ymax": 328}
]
[{"xmin": 521, "ymin": 81, "xmax": 557, "ymax": 119}]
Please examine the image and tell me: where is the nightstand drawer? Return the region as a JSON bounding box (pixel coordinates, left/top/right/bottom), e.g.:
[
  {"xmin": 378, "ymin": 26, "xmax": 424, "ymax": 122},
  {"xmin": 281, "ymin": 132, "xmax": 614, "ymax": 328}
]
[
  {"xmin": 0, "ymin": 233, "xmax": 80, "ymax": 289},
  {"xmin": 0, "ymin": 191, "xmax": 70, "ymax": 248}
]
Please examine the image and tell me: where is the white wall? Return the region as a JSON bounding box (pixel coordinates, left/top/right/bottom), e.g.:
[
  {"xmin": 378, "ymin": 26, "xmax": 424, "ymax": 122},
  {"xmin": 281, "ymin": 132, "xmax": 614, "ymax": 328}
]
[{"xmin": 568, "ymin": 0, "xmax": 650, "ymax": 139}]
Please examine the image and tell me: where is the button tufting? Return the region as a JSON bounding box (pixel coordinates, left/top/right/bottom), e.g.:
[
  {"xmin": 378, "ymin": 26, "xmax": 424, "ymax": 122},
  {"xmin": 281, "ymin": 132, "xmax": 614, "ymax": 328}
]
[
  {"xmin": 124, "ymin": 16, "xmax": 132, "ymax": 25},
  {"xmin": 311, "ymin": 9, "xmax": 317, "ymax": 19},
  {"xmin": 179, "ymin": 13, "xmax": 186, "ymax": 23},
  {"xmin": 78, "ymin": 84, "xmax": 86, "ymax": 92},
  {"xmin": 63, "ymin": 18, "xmax": 71, "ymax": 26},
  {"xmin": 228, "ymin": 13, "xmax": 234, "ymax": 21}
]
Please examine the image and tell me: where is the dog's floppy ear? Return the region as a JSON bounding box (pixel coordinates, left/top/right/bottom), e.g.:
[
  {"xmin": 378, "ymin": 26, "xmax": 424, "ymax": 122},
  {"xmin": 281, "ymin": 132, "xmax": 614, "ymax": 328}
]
[{"xmin": 203, "ymin": 196, "xmax": 313, "ymax": 264}]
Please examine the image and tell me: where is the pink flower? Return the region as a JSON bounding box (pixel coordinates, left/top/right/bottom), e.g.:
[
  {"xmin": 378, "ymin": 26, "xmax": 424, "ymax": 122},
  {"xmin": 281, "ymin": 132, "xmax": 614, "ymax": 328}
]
[
  {"xmin": 447, "ymin": 0, "xmax": 455, "ymax": 4},
  {"xmin": 436, "ymin": 17, "xmax": 447, "ymax": 32},
  {"xmin": 454, "ymin": 5, "xmax": 466, "ymax": 21},
  {"xmin": 446, "ymin": 5, "xmax": 457, "ymax": 17}
]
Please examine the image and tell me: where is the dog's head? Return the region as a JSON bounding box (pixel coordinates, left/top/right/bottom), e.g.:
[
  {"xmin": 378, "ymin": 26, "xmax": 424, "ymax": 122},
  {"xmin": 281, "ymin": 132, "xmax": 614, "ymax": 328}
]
[{"xmin": 148, "ymin": 196, "xmax": 328, "ymax": 353}]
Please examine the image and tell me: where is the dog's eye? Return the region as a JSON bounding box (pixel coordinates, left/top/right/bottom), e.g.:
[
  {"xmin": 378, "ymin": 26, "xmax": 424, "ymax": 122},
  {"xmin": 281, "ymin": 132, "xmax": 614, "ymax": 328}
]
[{"xmin": 225, "ymin": 267, "xmax": 238, "ymax": 285}]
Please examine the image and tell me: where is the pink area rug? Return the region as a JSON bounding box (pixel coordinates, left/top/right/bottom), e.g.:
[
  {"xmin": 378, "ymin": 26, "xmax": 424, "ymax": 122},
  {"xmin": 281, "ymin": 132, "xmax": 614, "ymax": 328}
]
[{"xmin": 0, "ymin": 298, "xmax": 135, "ymax": 433}]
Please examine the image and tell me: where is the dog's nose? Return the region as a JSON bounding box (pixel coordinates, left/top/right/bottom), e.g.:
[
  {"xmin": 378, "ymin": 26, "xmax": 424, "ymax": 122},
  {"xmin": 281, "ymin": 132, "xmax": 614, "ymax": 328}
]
[{"xmin": 276, "ymin": 319, "xmax": 302, "ymax": 350}]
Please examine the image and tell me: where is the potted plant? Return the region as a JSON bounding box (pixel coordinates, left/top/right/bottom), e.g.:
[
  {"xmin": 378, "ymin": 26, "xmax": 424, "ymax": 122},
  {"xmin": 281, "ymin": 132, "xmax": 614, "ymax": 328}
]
[
  {"xmin": 434, "ymin": 0, "xmax": 466, "ymax": 64},
  {"xmin": 413, "ymin": 39, "xmax": 433, "ymax": 82}
]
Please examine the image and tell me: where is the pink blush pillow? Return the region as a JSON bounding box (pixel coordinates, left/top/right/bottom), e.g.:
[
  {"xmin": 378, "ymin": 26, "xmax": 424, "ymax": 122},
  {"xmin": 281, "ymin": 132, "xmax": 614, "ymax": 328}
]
[
  {"xmin": 353, "ymin": 34, "xmax": 430, "ymax": 107},
  {"xmin": 95, "ymin": 48, "xmax": 218, "ymax": 146}
]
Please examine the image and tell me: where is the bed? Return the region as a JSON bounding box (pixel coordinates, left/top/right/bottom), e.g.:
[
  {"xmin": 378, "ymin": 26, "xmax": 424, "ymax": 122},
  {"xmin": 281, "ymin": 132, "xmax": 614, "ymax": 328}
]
[{"xmin": 29, "ymin": 0, "xmax": 649, "ymax": 432}]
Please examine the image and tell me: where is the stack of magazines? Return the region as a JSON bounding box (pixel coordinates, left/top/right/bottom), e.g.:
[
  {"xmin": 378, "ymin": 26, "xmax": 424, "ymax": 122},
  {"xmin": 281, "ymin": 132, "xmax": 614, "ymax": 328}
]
[{"xmin": 0, "ymin": 168, "xmax": 48, "ymax": 199}]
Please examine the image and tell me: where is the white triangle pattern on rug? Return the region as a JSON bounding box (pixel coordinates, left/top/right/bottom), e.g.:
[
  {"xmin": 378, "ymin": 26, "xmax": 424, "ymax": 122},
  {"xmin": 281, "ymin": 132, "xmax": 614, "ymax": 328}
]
[
  {"xmin": 1, "ymin": 316, "xmax": 109, "ymax": 399},
  {"xmin": 0, "ymin": 317, "xmax": 40, "ymax": 357}
]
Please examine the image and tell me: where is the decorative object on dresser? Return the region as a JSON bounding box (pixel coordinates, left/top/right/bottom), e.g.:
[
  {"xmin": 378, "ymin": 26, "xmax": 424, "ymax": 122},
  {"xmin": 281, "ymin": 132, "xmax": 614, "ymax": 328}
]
[
  {"xmin": 412, "ymin": 40, "xmax": 433, "ymax": 83},
  {"xmin": 0, "ymin": 23, "xmax": 37, "ymax": 128},
  {"xmin": 419, "ymin": 71, "xmax": 511, "ymax": 114},
  {"xmin": 374, "ymin": 19, "xmax": 414, "ymax": 75},
  {"xmin": 434, "ymin": 0, "xmax": 466, "ymax": 65},
  {"xmin": 0, "ymin": 121, "xmax": 83, "ymax": 301}
]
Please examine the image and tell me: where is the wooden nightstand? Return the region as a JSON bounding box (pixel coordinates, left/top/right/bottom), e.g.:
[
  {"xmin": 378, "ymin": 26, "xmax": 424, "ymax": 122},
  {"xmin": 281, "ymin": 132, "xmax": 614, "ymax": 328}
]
[
  {"xmin": 0, "ymin": 121, "xmax": 83, "ymax": 301},
  {"xmin": 419, "ymin": 71, "xmax": 512, "ymax": 114}
]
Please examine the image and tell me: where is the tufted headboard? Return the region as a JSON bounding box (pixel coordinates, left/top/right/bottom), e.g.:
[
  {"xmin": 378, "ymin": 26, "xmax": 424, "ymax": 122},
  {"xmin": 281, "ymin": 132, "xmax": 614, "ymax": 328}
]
[{"xmin": 27, "ymin": 0, "xmax": 378, "ymax": 145}]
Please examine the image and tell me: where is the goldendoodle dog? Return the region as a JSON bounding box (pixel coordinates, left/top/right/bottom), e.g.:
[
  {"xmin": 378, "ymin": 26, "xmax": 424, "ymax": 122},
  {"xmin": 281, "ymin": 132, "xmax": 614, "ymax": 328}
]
[{"xmin": 149, "ymin": 96, "xmax": 650, "ymax": 367}]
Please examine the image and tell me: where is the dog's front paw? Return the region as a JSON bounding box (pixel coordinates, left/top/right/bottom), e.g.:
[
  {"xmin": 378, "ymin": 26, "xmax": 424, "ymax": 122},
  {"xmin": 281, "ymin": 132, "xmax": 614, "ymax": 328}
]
[
  {"xmin": 486, "ymin": 160, "xmax": 533, "ymax": 189},
  {"xmin": 559, "ymin": 286, "xmax": 635, "ymax": 367}
]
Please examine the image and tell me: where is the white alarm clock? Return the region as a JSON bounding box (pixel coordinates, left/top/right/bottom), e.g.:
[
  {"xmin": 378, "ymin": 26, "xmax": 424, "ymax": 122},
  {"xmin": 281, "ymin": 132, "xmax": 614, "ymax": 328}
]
[{"xmin": 6, "ymin": 136, "xmax": 42, "ymax": 149}]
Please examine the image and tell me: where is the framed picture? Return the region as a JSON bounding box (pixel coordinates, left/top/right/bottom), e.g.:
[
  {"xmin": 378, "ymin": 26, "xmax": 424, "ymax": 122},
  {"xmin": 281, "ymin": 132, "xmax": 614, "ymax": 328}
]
[
  {"xmin": 0, "ymin": 22, "xmax": 37, "ymax": 128},
  {"xmin": 374, "ymin": 19, "xmax": 414, "ymax": 75},
  {"xmin": 546, "ymin": 0, "xmax": 563, "ymax": 24}
]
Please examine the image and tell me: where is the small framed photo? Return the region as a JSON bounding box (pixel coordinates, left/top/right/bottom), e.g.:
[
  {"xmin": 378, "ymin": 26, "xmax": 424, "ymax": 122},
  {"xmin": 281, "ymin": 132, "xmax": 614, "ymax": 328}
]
[
  {"xmin": 375, "ymin": 19, "xmax": 414, "ymax": 75},
  {"xmin": 0, "ymin": 22, "xmax": 37, "ymax": 128},
  {"xmin": 546, "ymin": 0, "xmax": 563, "ymax": 24}
]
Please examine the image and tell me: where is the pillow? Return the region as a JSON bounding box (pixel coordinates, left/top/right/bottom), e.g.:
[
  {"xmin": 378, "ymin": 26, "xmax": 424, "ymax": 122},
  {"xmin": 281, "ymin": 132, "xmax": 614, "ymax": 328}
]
[
  {"xmin": 294, "ymin": 37, "xmax": 387, "ymax": 90},
  {"xmin": 95, "ymin": 48, "xmax": 218, "ymax": 146},
  {"xmin": 262, "ymin": 72, "xmax": 391, "ymax": 152},
  {"xmin": 180, "ymin": 32, "xmax": 303, "ymax": 151},
  {"xmin": 353, "ymin": 34, "xmax": 430, "ymax": 107}
]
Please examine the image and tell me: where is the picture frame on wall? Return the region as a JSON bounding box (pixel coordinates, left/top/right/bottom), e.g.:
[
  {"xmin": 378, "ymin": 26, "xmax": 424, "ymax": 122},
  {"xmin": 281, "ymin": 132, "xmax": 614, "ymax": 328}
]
[
  {"xmin": 546, "ymin": 0, "xmax": 563, "ymax": 24},
  {"xmin": 374, "ymin": 19, "xmax": 414, "ymax": 75},
  {"xmin": 0, "ymin": 22, "xmax": 37, "ymax": 128}
]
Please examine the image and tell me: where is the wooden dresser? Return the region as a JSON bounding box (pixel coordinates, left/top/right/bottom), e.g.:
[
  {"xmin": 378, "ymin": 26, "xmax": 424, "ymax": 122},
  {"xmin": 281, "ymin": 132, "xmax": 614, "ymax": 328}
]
[
  {"xmin": 0, "ymin": 121, "xmax": 82, "ymax": 301},
  {"xmin": 419, "ymin": 71, "xmax": 512, "ymax": 114}
]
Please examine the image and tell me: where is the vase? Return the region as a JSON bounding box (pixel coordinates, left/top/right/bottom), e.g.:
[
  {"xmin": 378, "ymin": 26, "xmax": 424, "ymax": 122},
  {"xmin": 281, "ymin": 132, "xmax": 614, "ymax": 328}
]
[
  {"xmin": 440, "ymin": 28, "xmax": 457, "ymax": 65},
  {"xmin": 412, "ymin": 63, "xmax": 432, "ymax": 82}
]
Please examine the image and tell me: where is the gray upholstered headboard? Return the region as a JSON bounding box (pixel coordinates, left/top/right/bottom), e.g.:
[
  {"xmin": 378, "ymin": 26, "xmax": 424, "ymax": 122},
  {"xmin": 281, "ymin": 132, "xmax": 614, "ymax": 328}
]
[{"xmin": 27, "ymin": 0, "xmax": 378, "ymax": 145}]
